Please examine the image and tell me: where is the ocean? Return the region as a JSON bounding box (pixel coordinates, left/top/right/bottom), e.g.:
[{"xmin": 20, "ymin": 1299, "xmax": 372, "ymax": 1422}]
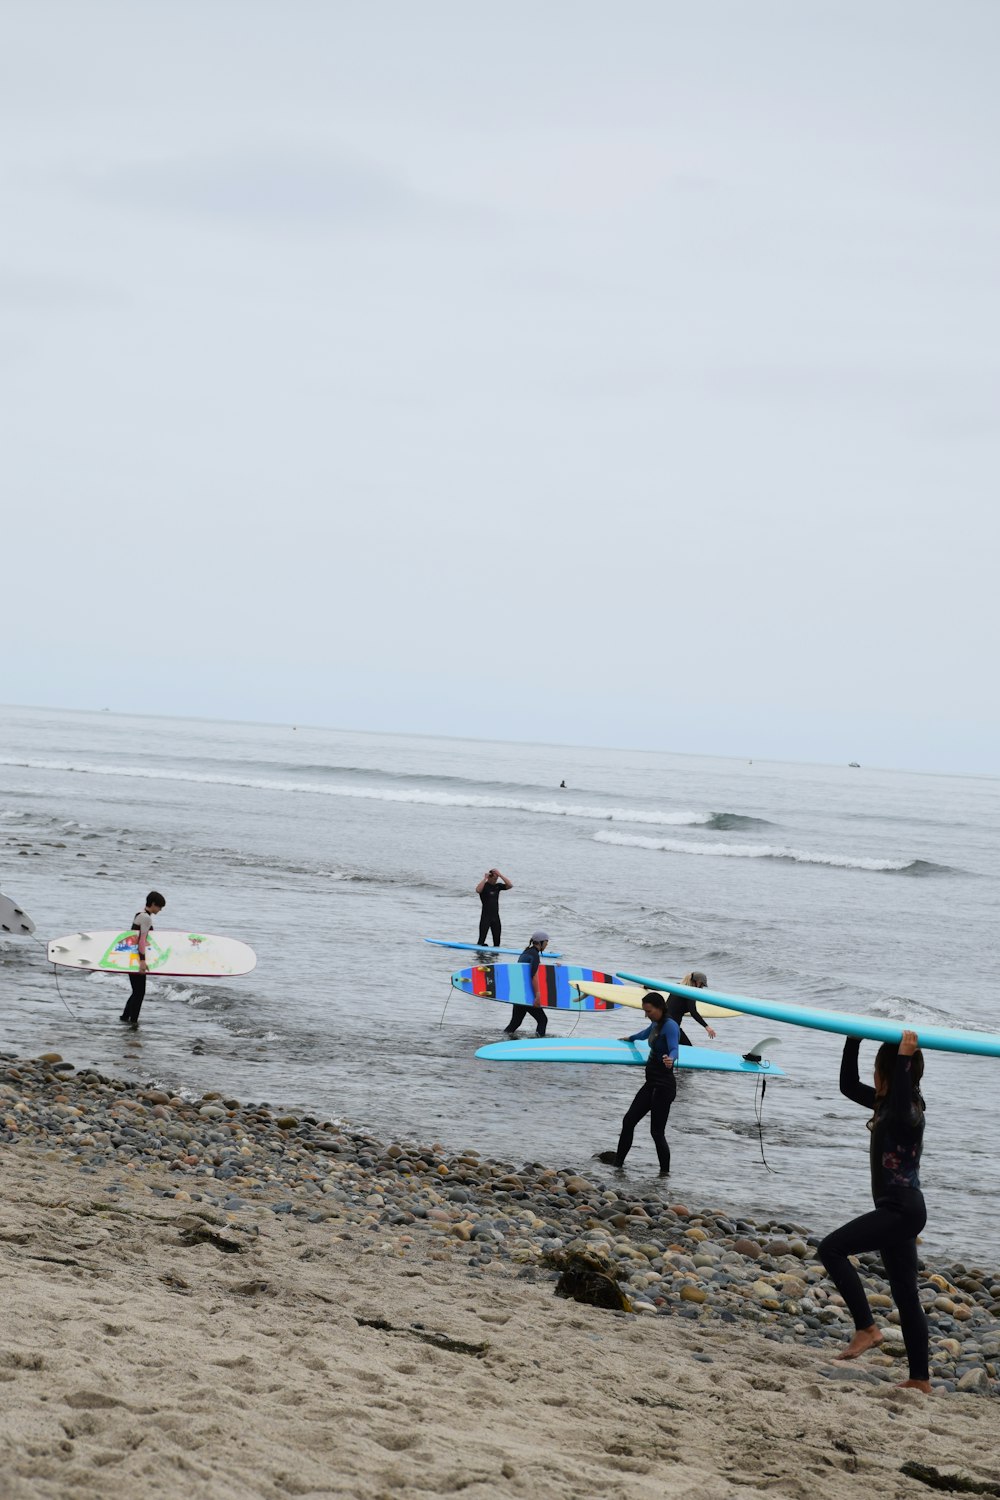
[{"xmin": 1, "ymin": 703, "xmax": 997, "ymax": 1258}]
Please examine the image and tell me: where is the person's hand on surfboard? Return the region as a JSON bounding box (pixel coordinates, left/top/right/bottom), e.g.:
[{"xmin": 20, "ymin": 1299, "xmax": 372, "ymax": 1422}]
[{"xmin": 900, "ymin": 1029, "xmax": 919, "ymax": 1056}]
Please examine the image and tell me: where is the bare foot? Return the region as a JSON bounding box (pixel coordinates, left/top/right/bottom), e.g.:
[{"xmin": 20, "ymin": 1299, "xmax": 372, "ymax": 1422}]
[
  {"xmin": 834, "ymin": 1325, "xmax": 883, "ymax": 1361},
  {"xmin": 896, "ymin": 1379, "xmax": 932, "ymax": 1394}
]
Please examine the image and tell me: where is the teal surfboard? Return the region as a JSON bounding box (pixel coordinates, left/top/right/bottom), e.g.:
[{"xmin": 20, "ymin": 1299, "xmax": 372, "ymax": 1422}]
[
  {"xmin": 475, "ymin": 1037, "xmax": 784, "ymax": 1075},
  {"xmin": 426, "ymin": 938, "xmax": 564, "ymax": 959},
  {"xmin": 453, "ymin": 964, "xmax": 622, "ymax": 1010},
  {"xmin": 618, "ymin": 973, "xmax": 1000, "ymax": 1059}
]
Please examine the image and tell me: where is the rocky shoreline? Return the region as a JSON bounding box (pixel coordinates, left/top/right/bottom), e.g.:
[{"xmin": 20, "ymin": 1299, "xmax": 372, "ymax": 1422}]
[{"xmin": 3, "ymin": 1049, "xmax": 998, "ymax": 1398}]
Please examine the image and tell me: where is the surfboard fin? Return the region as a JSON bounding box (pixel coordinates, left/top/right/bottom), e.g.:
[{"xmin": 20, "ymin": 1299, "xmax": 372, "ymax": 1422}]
[{"xmin": 743, "ymin": 1037, "xmax": 781, "ymax": 1063}]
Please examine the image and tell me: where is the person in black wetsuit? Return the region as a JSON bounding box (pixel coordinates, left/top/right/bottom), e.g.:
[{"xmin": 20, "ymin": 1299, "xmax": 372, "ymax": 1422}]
[
  {"xmin": 818, "ymin": 1030, "xmax": 931, "ymax": 1392},
  {"xmin": 503, "ymin": 931, "xmax": 550, "ymax": 1037},
  {"xmin": 119, "ymin": 890, "xmax": 166, "ymax": 1027},
  {"xmin": 595, "ymin": 993, "xmax": 680, "ymax": 1176},
  {"xmin": 475, "ymin": 867, "xmax": 512, "ymax": 947},
  {"xmin": 667, "ymin": 970, "xmax": 718, "ymax": 1047}
]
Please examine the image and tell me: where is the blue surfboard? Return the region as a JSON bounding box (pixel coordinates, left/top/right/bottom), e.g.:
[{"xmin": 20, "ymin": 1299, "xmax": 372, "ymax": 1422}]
[
  {"xmin": 425, "ymin": 938, "xmax": 564, "ymax": 959},
  {"xmin": 475, "ymin": 1037, "xmax": 784, "ymax": 1075},
  {"xmin": 453, "ymin": 964, "xmax": 622, "ymax": 1011},
  {"xmin": 618, "ymin": 973, "xmax": 1000, "ymax": 1059}
]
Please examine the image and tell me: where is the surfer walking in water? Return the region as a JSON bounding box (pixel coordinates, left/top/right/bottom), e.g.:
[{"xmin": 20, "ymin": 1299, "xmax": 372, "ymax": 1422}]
[
  {"xmin": 503, "ymin": 931, "xmax": 550, "ymax": 1037},
  {"xmin": 596, "ymin": 992, "xmax": 679, "ymax": 1176},
  {"xmin": 119, "ymin": 890, "xmax": 165, "ymax": 1027},
  {"xmin": 666, "ymin": 970, "xmax": 718, "ymax": 1046},
  {"xmin": 818, "ymin": 1030, "xmax": 931, "ymax": 1393},
  {"xmin": 476, "ymin": 867, "xmax": 512, "ymax": 948}
]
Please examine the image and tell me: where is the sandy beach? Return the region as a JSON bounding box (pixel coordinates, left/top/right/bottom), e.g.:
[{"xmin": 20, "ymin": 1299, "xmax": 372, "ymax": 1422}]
[{"xmin": 2, "ymin": 1052, "xmax": 999, "ymax": 1500}]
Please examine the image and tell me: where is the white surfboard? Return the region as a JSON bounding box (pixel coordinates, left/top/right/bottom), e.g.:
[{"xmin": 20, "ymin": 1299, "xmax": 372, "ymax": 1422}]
[
  {"xmin": 0, "ymin": 893, "xmax": 35, "ymax": 936},
  {"xmin": 47, "ymin": 929, "xmax": 256, "ymax": 978},
  {"xmin": 572, "ymin": 979, "xmax": 740, "ymax": 1017}
]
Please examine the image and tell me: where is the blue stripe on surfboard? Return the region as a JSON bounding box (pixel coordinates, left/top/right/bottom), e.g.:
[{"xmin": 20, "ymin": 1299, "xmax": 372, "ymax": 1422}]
[
  {"xmin": 618, "ymin": 973, "xmax": 1000, "ymax": 1060},
  {"xmin": 452, "ymin": 964, "xmax": 622, "ymax": 1010},
  {"xmin": 475, "ymin": 1038, "xmax": 784, "ymax": 1075},
  {"xmin": 425, "ymin": 938, "xmax": 564, "ymax": 958}
]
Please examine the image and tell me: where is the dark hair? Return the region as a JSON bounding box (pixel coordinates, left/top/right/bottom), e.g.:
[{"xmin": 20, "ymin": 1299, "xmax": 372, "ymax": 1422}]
[
  {"xmin": 874, "ymin": 1041, "xmax": 924, "ymax": 1105},
  {"xmin": 641, "ymin": 991, "xmax": 667, "ymax": 1015},
  {"xmin": 146, "ymin": 890, "xmax": 166, "ymax": 908}
]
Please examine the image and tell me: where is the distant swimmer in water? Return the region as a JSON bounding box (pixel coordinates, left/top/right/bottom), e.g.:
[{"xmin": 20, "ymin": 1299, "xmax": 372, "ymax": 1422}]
[
  {"xmin": 818, "ymin": 1031, "xmax": 931, "ymax": 1393},
  {"xmin": 476, "ymin": 867, "xmax": 512, "ymax": 947},
  {"xmin": 559, "ymin": 780, "xmax": 566, "ymax": 789},
  {"xmin": 503, "ymin": 931, "xmax": 550, "ymax": 1038},
  {"xmin": 595, "ymin": 992, "xmax": 679, "ymax": 1175},
  {"xmin": 119, "ymin": 890, "xmax": 166, "ymax": 1027},
  {"xmin": 667, "ymin": 970, "xmax": 717, "ymax": 1046}
]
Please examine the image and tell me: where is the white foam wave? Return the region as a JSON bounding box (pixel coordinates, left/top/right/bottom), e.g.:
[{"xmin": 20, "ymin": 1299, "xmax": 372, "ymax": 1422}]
[
  {"xmin": 593, "ymin": 830, "xmax": 918, "ymax": 873},
  {"xmin": 0, "ymin": 757, "xmax": 710, "ymax": 827}
]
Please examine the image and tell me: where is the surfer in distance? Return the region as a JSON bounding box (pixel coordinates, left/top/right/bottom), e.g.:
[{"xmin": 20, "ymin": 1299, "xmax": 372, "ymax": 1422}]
[
  {"xmin": 596, "ymin": 992, "xmax": 679, "ymax": 1176},
  {"xmin": 666, "ymin": 970, "xmax": 718, "ymax": 1046},
  {"xmin": 817, "ymin": 1030, "xmax": 931, "ymax": 1392},
  {"xmin": 503, "ymin": 931, "xmax": 551, "ymax": 1038},
  {"xmin": 476, "ymin": 867, "xmax": 512, "ymax": 947},
  {"xmin": 119, "ymin": 890, "xmax": 166, "ymax": 1027}
]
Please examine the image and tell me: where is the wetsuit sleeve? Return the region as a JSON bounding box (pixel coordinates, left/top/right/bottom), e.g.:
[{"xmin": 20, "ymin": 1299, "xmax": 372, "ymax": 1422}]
[
  {"xmin": 885, "ymin": 1052, "xmax": 922, "ymax": 1125},
  {"xmin": 839, "ymin": 1037, "xmax": 877, "ymax": 1109},
  {"xmin": 690, "ymin": 1004, "xmax": 711, "ymax": 1031},
  {"xmin": 626, "ymin": 1024, "xmax": 653, "ymax": 1043},
  {"xmin": 664, "ymin": 1018, "xmax": 680, "ymax": 1061}
]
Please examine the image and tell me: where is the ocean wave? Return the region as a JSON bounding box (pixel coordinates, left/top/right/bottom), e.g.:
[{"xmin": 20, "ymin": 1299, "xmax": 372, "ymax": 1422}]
[
  {"xmin": 592, "ymin": 830, "xmax": 952, "ymax": 875},
  {"xmin": 706, "ymin": 812, "xmax": 774, "ymax": 831},
  {"xmin": 0, "ymin": 756, "xmax": 753, "ymax": 830}
]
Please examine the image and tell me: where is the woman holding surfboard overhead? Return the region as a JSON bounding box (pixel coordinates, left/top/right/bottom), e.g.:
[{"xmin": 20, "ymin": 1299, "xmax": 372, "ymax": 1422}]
[{"xmin": 818, "ymin": 1030, "xmax": 931, "ymax": 1392}]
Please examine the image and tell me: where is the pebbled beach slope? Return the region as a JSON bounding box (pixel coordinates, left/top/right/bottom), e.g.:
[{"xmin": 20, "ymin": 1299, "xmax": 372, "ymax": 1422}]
[{"xmin": 1, "ymin": 1052, "xmax": 999, "ymax": 1500}]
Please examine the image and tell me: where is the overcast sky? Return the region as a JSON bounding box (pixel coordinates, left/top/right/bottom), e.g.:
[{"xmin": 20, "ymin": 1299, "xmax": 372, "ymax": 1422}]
[{"xmin": 3, "ymin": 1, "xmax": 998, "ymax": 772}]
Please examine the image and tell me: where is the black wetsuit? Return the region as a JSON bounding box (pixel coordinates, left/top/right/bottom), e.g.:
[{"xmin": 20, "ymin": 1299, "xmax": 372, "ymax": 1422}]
[
  {"xmin": 818, "ymin": 1038, "xmax": 929, "ymax": 1382},
  {"xmin": 615, "ymin": 1017, "xmax": 680, "ymax": 1173},
  {"xmin": 504, "ymin": 943, "xmax": 547, "ymax": 1037},
  {"xmin": 477, "ymin": 881, "xmax": 506, "ymax": 946},
  {"xmin": 666, "ymin": 993, "xmax": 712, "ymax": 1048}
]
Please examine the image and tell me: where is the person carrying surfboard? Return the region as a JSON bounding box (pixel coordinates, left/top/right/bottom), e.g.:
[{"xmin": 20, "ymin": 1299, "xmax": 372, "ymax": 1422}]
[
  {"xmin": 595, "ymin": 992, "xmax": 680, "ymax": 1176},
  {"xmin": 119, "ymin": 890, "xmax": 166, "ymax": 1026},
  {"xmin": 476, "ymin": 868, "xmax": 512, "ymax": 947},
  {"xmin": 667, "ymin": 970, "xmax": 718, "ymax": 1046},
  {"xmin": 817, "ymin": 1030, "xmax": 931, "ymax": 1393},
  {"xmin": 503, "ymin": 931, "xmax": 550, "ymax": 1037}
]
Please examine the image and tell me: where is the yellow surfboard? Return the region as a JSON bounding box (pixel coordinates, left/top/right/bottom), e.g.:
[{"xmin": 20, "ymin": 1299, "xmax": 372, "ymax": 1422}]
[{"xmin": 572, "ymin": 980, "xmax": 741, "ymax": 1018}]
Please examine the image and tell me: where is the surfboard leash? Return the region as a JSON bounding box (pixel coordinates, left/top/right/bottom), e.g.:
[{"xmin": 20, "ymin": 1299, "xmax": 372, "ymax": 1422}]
[
  {"xmin": 752, "ymin": 1074, "xmax": 774, "ymax": 1172},
  {"xmin": 32, "ymin": 937, "xmax": 85, "ymax": 1022},
  {"xmin": 437, "ymin": 985, "xmax": 453, "ymax": 1029}
]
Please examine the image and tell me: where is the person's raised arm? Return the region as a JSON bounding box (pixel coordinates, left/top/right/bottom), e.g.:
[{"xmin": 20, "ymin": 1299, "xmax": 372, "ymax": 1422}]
[
  {"xmin": 475, "ymin": 873, "xmax": 489, "ymax": 894},
  {"xmin": 885, "ymin": 1029, "xmax": 922, "ymax": 1122},
  {"xmin": 496, "ymin": 872, "xmax": 513, "ymax": 890},
  {"xmin": 840, "ymin": 1037, "xmax": 877, "ymax": 1109}
]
